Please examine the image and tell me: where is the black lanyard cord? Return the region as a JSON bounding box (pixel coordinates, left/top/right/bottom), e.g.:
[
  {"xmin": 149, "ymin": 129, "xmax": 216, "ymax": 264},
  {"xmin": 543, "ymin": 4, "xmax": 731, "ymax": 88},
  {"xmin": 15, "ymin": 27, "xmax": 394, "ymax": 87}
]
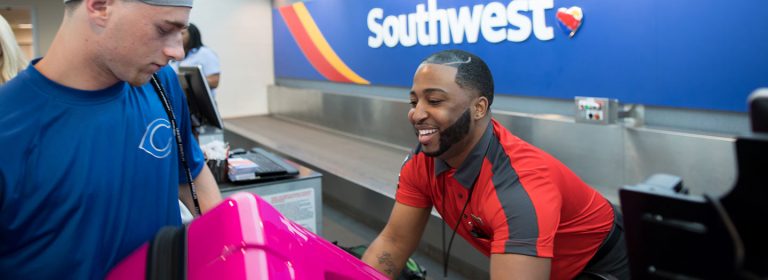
[
  {"xmin": 150, "ymin": 74, "xmax": 201, "ymax": 216},
  {"xmin": 443, "ymin": 187, "xmax": 474, "ymax": 278},
  {"xmin": 441, "ymin": 133, "xmax": 492, "ymax": 277}
]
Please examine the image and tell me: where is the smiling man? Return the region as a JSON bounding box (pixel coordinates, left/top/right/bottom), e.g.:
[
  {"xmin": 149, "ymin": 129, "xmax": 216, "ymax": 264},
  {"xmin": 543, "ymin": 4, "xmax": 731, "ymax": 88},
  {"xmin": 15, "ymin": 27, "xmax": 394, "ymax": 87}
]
[
  {"xmin": 0, "ymin": 0, "xmax": 222, "ymax": 278},
  {"xmin": 362, "ymin": 50, "xmax": 629, "ymax": 279}
]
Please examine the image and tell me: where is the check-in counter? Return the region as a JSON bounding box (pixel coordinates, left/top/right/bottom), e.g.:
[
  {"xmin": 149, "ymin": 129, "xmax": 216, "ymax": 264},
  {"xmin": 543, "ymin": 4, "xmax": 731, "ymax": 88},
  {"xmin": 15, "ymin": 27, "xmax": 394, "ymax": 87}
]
[{"xmin": 220, "ymin": 156, "xmax": 323, "ymax": 235}]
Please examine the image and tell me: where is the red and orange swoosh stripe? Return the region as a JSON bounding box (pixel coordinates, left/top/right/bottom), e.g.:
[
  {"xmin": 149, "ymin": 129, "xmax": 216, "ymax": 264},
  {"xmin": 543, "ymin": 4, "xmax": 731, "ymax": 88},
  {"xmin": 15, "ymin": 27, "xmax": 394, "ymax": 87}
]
[{"xmin": 279, "ymin": 2, "xmax": 369, "ymax": 84}]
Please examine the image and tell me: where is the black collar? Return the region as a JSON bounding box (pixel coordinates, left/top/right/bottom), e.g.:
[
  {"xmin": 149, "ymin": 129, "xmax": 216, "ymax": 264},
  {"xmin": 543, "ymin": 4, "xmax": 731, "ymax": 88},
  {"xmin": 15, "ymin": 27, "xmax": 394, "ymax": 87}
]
[{"xmin": 434, "ymin": 122, "xmax": 493, "ymax": 189}]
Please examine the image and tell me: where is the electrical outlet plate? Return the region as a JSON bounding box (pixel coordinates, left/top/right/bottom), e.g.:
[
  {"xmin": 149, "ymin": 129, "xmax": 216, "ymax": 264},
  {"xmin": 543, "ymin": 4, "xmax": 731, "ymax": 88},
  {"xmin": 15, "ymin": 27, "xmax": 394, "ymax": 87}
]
[{"xmin": 575, "ymin": 96, "xmax": 618, "ymax": 124}]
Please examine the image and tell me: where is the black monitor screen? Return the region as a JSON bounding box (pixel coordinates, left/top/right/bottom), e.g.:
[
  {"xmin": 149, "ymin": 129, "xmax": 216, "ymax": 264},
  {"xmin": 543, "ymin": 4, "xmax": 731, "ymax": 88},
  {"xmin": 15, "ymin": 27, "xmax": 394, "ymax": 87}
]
[
  {"xmin": 176, "ymin": 65, "xmax": 223, "ymax": 129},
  {"xmin": 750, "ymin": 89, "xmax": 768, "ymax": 133}
]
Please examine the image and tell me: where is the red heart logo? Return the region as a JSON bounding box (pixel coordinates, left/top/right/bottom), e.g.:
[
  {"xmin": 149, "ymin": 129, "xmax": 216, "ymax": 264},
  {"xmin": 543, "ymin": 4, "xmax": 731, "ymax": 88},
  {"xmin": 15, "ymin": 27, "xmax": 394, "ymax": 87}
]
[{"xmin": 556, "ymin": 7, "xmax": 583, "ymax": 37}]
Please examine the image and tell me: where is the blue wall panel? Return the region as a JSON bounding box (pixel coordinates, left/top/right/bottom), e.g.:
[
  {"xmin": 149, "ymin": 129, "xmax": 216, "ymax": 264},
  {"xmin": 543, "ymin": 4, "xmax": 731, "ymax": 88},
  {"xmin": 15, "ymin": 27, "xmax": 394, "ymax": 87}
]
[{"xmin": 273, "ymin": 0, "xmax": 768, "ymax": 112}]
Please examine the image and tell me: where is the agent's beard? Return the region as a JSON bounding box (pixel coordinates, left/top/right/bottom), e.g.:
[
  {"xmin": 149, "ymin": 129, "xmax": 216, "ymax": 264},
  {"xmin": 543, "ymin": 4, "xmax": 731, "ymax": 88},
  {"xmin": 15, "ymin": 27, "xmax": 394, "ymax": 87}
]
[{"xmin": 420, "ymin": 109, "xmax": 471, "ymax": 158}]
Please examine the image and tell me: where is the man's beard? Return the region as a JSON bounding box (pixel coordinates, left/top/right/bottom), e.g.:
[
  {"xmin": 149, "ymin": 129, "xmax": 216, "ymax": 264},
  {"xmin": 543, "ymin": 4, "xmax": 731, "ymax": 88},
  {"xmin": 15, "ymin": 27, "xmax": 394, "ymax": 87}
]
[{"xmin": 420, "ymin": 109, "xmax": 471, "ymax": 158}]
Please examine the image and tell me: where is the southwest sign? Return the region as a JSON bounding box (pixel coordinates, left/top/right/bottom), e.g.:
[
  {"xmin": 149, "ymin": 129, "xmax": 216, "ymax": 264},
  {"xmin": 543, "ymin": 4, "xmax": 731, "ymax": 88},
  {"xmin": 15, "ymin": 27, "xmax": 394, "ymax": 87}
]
[{"xmin": 274, "ymin": 0, "xmax": 768, "ymax": 112}]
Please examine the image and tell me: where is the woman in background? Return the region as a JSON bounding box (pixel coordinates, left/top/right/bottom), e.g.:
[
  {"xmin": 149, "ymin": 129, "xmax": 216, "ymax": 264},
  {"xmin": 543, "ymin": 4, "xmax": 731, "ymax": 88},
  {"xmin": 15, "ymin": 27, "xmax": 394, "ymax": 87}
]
[
  {"xmin": 0, "ymin": 15, "xmax": 27, "ymax": 84},
  {"xmin": 172, "ymin": 23, "xmax": 221, "ymax": 96}
]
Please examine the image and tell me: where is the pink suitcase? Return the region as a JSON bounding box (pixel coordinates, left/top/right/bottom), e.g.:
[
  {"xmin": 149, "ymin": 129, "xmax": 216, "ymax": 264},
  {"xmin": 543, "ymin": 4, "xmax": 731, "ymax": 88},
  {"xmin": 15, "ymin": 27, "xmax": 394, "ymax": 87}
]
[{"xmin": 107, "ymin": 192, "xmax": 387, "ymax": 280}]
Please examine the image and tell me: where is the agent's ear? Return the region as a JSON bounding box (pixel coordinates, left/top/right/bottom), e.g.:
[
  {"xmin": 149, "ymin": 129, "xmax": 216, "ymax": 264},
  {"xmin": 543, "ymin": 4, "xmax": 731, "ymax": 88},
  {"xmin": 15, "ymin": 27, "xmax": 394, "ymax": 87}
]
[
  {"xmin": 473, "ymin": 96, "xmax": 489, "ymax": 120},
  {"xmin": 84, "ymin": 0, "xmax": 111, "ymax": 27}
]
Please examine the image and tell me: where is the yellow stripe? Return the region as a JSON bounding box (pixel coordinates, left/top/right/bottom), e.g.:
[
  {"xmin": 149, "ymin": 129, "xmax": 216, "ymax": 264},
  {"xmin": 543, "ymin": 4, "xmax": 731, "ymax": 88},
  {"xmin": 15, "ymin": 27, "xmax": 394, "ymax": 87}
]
[{"xmin": 293, "ymin": 2, "xmax": 369, "ymax": 84}]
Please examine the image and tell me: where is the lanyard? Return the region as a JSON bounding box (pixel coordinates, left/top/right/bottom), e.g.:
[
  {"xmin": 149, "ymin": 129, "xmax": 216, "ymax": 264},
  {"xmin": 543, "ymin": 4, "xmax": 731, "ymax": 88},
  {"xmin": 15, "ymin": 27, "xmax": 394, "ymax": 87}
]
[
  {"xmin": 442, "ymin": 171, "xmax": 479, "ymax": 278},
  {"xmin": 442, "ymin": 134, "xmax": 491, "ymax": 277},
  {"xmin": 150, "ymin": 74, "xmax": 201, "ymax": 216}
]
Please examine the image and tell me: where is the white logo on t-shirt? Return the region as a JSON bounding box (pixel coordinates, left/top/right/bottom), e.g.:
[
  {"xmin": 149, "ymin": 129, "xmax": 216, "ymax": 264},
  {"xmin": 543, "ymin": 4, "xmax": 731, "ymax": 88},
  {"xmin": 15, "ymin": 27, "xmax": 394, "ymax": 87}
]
[{"xmin": 139, "ymin": 118, "xmax": 173, "ymax": 158}]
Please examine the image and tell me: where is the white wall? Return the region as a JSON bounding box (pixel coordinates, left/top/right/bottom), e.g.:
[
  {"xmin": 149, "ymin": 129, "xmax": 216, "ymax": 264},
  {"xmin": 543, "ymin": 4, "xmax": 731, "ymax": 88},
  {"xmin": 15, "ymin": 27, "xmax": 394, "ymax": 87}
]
[
  {"xmin": 0, "ymin": 0, "xmax": 65, "ymax": 57},
  {"xmin": 1, "ymin": 0, "xmax": 274, "ymax": 118},
  {"xmin": 190, "ymin": 0, "xmax": 273, "ymax": 118}
]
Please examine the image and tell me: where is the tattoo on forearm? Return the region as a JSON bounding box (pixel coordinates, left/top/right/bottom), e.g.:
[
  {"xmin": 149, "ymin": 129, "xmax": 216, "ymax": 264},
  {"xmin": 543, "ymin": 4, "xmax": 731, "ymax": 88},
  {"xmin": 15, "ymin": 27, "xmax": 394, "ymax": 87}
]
[{"xmin": 376, "ymin": 252, "xmax": 397, "ymax": 276}]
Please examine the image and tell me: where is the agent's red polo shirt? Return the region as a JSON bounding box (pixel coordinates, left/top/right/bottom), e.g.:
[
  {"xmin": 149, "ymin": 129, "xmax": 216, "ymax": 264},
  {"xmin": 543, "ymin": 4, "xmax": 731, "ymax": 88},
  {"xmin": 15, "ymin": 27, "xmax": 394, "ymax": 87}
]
[{"xmin": 396, "ymin": 119, "xmax": 614, "ymax": 279}]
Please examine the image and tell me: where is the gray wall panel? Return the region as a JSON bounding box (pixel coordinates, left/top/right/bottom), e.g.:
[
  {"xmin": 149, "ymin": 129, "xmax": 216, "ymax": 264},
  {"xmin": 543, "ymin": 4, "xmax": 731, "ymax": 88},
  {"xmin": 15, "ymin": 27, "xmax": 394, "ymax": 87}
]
[
  {"xmin": 623, "ymin": 128, "xmax": 737, "ymax": 197},
  {"xmin": 269, "ymin": 85, "xmax": 415, "ymax": 149},
  {"xmin": 268, "ymin": 86, "xmax": 325, "ymax": 121},
  {"xmin": 267, "ymin": 85, "xmax": 738, "ymax": 201},
  {"xmin": 277, "ymin": 78, "xmax": 751, "ymax": 136}
]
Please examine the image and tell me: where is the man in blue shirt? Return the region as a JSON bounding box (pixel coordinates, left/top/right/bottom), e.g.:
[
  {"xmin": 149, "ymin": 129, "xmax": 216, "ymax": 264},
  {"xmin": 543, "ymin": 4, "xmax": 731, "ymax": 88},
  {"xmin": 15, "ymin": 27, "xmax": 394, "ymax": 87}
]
[{"xmin": 0, "ymin": 0, "xmax": 222, "ymax": 278}]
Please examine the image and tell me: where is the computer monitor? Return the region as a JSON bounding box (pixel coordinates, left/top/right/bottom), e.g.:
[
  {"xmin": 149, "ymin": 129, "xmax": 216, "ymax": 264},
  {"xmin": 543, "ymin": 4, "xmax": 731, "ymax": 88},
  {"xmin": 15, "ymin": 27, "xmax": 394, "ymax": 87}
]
[
  {"xmin": 176, "ymin": 65, "xmax": 224, "ymax": 129},
  {"xmin": 749, "ymin": 88, "xmax": 768, "ymax": 133}
]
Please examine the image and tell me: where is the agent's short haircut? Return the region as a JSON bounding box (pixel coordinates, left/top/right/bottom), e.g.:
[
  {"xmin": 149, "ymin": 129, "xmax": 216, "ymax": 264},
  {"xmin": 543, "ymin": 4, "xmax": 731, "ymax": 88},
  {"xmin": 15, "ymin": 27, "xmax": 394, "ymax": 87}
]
[{"xmin": 421, "ymin": 50, "xmax": 494, "ymax": 106}]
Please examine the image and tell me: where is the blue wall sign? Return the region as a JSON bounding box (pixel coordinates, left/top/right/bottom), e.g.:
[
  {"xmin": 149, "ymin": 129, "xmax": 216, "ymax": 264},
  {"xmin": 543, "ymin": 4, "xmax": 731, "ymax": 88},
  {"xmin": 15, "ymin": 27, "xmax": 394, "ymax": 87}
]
[{"xmin": 273, "ymin": 0, "xmax": 768, "ymax": 112}]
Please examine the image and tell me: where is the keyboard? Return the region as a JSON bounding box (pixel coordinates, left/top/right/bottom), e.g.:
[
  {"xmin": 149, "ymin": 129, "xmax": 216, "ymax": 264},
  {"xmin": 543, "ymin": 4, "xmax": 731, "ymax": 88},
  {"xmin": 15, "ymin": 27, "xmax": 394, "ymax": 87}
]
[
  {"xmin": 227, "ymin": 148, "xmax": 300, "ymax": 183},
  {"xmin": 243, "ymin": 152, "xmax": 287, "ymax": 174}
]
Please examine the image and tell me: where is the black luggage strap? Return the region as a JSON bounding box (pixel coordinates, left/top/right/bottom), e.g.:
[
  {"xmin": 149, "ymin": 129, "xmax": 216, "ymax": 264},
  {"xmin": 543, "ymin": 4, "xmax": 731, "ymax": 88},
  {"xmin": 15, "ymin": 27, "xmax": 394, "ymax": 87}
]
[{"xmin": 146, "ymin": 226, "xmax": 186, "ymax": 280}]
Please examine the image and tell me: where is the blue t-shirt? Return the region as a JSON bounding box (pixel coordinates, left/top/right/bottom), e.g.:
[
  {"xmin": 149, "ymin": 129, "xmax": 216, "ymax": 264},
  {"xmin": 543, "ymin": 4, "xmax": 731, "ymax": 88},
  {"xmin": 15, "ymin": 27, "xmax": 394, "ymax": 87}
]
[{"xmin": 0, "ymin": 61, "xmax": 205, "ymax": 279}]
